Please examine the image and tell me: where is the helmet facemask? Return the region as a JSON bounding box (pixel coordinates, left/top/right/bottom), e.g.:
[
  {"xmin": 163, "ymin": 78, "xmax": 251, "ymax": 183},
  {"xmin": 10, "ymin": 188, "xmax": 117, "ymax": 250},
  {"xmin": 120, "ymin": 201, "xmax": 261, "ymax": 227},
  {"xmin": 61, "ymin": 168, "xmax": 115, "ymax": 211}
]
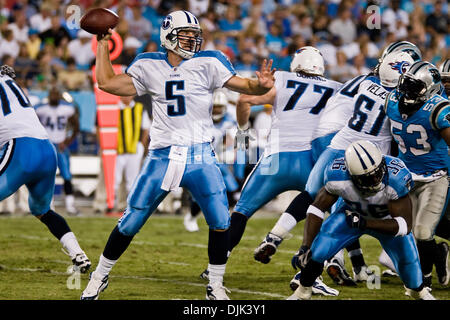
[
  {"xmin": 397, "ymin": 74, "xmax": 427, "ymax": 116},
  {"xmin": 350, "ymin": 158, "xmax": 387, "ymax": 196},
  {"xmin": 167, "ymin": 27, "xmax": 203, "ymax": 59}
]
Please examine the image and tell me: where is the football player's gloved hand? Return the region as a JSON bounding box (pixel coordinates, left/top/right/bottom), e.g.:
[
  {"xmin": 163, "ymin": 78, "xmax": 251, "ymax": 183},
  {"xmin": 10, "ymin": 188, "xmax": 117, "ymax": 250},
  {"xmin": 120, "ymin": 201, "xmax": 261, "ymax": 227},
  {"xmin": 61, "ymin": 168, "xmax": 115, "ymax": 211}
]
[
  {"xmin": 291, "ymin": 245, "xmax": 311, "ymax": 270},
  {"xmin": 0, "ymin": 65, "xmax": 16, "ymax": 79},
  {"xmin": 345, "ymin": 210, "xmax": 367, "ymax": 230},
  {"xmin": 234, "ymin": 123, "xmax": 255, "ymax": 151}
]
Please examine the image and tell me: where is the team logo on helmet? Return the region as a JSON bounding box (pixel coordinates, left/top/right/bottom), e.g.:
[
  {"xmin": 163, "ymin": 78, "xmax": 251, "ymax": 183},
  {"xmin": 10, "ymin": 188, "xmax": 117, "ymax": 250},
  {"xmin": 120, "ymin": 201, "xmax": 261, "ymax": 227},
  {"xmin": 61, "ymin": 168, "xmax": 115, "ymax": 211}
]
[
  {"xmin": 430, "ymin": 68, "xmax": 441, "ymax": 83},
  {"xmin": 389, "ymin": 61, "xmax": 410, "ymax": 74},
  {"xmin": 162, "ymin": 15, "xmax": 172, "ymax": 30}
]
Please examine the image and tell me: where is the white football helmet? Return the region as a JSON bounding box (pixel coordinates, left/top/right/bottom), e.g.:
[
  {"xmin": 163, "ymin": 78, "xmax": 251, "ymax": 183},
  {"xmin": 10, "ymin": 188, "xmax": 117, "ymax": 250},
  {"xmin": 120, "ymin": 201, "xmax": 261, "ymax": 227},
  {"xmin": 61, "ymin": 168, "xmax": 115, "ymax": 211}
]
[
  {"xmin": 160, "ymin": 10, "xmax": 202, "ymax": 59},
  {"xmin": 290, "ymin": 46, "xmax": 324, "ymax": 76},
  {"xmin": 378, "ymin": 51, "xmax": 414, "ymax": 87},
  {"xmin": 345, "ymin": 140, "xmax": 386, "ymax": 195},
  {"xmin": 212, "ymin": 91, "xmax": 228, "ymax": 122}
]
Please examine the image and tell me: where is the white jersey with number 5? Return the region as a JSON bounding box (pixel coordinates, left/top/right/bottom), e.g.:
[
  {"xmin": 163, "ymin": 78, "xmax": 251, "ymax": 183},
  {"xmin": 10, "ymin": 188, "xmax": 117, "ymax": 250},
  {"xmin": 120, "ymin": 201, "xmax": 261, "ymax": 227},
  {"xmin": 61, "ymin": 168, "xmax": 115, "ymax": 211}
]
[
  {"xmin": 126, "ymin": 51, "xmax": 236, "ymax": 149},
  {"xmin": 0, "ymin": 75, "xmax": 48, "ymax": 147},
  {"xmin": 266, "ymin": 71, "xmax": 341, "ymax": 155}
]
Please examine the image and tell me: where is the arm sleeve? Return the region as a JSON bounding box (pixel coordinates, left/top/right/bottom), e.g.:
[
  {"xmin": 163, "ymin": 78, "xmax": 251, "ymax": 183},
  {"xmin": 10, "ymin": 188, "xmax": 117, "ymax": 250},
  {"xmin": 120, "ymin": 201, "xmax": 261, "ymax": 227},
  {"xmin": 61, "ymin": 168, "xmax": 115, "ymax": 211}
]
[
  {"xmin": 430, "ymin": 101, "xmax": 450, "ymax": 131},
  {"xmin": 208, "ymin": 51, "xmax": 237, "ymax": 89},
  {"xmin": 126, "ymin": 59, "xmax": 148, "ymax": 96}
]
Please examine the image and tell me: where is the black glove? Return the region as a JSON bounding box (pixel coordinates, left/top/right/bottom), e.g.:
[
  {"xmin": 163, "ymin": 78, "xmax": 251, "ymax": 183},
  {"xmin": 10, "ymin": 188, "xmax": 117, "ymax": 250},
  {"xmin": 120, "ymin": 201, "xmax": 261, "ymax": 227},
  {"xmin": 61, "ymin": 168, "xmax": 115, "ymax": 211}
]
[
  {"xmin": 345, "ymin": 210, "xmax": 367, "ymax": 230},
  {"xmin": 291, "ymin": 245, "xmax": 311, "ymax": 270},
  {"xmin": 0, "ymin": 65, "xmax": 16, "ymax": 79},
  {"xmin": 234, "ymin": 127, "xmax": 255, "ymax": 151}
]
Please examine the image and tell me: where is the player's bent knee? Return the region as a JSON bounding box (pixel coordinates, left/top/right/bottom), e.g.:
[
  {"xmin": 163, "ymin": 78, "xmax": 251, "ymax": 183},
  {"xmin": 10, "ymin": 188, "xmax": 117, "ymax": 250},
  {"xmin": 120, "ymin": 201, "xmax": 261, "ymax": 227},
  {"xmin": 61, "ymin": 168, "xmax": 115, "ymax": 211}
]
[
  {"xmin": 118, "ymin": 207, "xmax": 150, "ymax": 236},
  {"xmin": 413, "ymin": 224, "xmax": 433, "ymax": 241}
]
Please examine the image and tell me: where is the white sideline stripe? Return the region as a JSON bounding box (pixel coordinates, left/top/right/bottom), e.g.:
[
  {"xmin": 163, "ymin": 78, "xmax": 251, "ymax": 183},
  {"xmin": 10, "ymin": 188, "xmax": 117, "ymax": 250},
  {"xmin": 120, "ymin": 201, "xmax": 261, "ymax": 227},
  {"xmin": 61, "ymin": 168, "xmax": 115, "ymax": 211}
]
[
  {"xmin": 8, "ymin": 235, "xmax": 296, "ymax": 254},
  {"xmin": 0, "ymin": 264, "xmax": 287, "ymax": 299}
]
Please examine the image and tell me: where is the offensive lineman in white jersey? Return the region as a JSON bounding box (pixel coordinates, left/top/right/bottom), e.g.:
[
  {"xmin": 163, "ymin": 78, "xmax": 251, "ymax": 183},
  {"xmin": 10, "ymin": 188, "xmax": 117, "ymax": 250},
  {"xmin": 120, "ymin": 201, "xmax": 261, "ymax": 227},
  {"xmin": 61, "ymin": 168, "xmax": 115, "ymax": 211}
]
[
  {"xmin": 81, "ymin": 10, "xmax": 275, "ymax": 300},
  {"xmin": 0, "ymin": 65, "xmax": 91, "ymax": 278}
]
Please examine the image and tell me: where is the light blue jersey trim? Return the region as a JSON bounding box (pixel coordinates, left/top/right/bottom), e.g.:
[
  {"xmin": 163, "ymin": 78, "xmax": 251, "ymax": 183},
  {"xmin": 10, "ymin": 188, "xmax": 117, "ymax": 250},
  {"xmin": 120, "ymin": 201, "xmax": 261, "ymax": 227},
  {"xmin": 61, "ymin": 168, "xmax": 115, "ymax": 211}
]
[
  {"xmin": 193, "ymin": 50, "xmax": 236, "ymax": 74},
  {"xmin": 126, "ymin": 52, "xmax": 168, "ymax": 73}
]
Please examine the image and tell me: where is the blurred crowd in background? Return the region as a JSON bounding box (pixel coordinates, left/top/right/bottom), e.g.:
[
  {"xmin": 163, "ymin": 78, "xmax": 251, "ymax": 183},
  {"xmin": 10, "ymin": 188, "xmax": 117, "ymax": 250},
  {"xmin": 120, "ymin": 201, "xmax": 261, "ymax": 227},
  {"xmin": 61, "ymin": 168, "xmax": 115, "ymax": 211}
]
[
  {"xmin": 0, "ymin": 0, "xmax": 448, "ymax": 214},
  {"xmin": 0, "ymin": 0, "xmax": 447, "ymax": 92}
]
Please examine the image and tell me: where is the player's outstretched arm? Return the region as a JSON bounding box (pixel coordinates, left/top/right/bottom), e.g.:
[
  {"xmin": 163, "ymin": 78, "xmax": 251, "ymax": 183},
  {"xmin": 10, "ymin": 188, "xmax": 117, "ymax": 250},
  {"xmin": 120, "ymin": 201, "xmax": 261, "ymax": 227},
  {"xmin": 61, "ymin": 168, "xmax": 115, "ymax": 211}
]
[
  {"xmin": 224, "ymin": 59, "xmax": 276, "ymax": 95},
  {"xmin": 236, "ymin": 88, "xmax": 276, "ymax": 128},
  {"xmin": 96, "ymin": 29, "xmax": 137, "ymax": 96}
]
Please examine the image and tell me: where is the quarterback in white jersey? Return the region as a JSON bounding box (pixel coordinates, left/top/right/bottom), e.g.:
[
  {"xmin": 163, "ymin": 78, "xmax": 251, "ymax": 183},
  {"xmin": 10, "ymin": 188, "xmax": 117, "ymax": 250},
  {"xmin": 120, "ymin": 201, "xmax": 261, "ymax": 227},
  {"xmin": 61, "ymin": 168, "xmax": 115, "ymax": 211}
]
[
  {"xmin": 0, "ymin": 65, "xmax": 90, "ymax": 278},
  {"xmin": 82, "ymin": 10, "xmax": 275, "ymax": 300}
]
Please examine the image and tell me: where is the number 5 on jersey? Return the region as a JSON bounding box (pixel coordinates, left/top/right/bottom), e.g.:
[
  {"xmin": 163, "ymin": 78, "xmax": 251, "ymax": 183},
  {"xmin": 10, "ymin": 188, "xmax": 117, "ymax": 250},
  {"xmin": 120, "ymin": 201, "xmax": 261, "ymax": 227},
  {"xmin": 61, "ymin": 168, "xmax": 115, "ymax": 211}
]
[{"xmin": 165, "ymin": 80, "xmax": 186, "ymax": 116}]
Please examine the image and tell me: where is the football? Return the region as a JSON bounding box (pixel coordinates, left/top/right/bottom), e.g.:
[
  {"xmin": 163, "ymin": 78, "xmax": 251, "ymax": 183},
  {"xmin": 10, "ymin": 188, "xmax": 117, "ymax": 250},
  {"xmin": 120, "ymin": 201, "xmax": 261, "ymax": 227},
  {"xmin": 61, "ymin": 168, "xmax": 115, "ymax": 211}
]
[{"xmin": 80, "ymin": 8, "xmax": 119, "ymax": 35}]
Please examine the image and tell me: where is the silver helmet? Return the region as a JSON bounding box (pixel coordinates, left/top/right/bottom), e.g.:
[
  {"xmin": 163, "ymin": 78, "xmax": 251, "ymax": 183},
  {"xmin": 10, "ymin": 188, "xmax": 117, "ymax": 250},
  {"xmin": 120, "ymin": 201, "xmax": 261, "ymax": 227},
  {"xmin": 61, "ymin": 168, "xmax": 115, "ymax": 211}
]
[
  {"xmin": 380, "ymin": 41, "xmax": 422, "ymax": 64},
  {"xmin": 397, "ymin": 61, "xmax": 442, "ymax": 116}
]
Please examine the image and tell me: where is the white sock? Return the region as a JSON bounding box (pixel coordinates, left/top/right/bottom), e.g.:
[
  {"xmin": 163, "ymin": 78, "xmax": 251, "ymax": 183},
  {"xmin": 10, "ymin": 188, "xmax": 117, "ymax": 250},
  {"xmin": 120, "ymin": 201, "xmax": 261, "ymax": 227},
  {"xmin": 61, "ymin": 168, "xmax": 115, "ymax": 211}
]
[
  {"xmin": 65, "ymin": 194, "xmax": 75, "ymax": 208},
  {"xmin": 95, "ymin": 254, "xmax": 117, "ymax": 278},
  {"xmin": 208, "ymin": 263, "xmax": 226, "ymax": 284},
  {"xmin": 378, "ymin": 249, "xmax": 396, "ymax": 272},
  {"xmin": 60, "ymin": 232, "xmax": 83, "ymax": 259},
  {"xmin": 333, "ymin": 249, "xmax": 345, "ymax": 266},
  {"xmin": 270, "ymin": 212, "xmax": 297, "ymax": 238}
]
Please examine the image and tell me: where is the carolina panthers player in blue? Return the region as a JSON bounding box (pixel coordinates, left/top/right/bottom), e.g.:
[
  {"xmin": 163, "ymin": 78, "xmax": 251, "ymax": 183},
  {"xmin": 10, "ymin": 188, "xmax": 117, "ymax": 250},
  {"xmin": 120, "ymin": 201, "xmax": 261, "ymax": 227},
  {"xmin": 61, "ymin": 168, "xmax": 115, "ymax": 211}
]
[
  {"xmin": 385, "ymin": 61, "xmax": 450, "ymax": 288},
  {"xmin": 288, "ymin": 140, "xmax": 435, "ymax": 300},
  {"xmin": 81, "ymin": 10, "xmax": 275, "ymax": 300},
  {"xmin": 0, "ymin": 65, "xmax": 91, "ymax": 276}
]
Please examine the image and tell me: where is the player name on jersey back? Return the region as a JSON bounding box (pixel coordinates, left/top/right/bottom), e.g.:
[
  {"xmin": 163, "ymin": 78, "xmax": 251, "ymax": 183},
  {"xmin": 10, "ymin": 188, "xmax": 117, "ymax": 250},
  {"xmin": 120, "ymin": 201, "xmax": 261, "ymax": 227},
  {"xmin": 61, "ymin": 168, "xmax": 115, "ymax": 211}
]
[
  {"xmin": 265, "ymin": 71, "xmax": 341, "ymax": 155},
  {"xmin": 330, "ymin": 76, "xmax": 393, "ymax": 154}
]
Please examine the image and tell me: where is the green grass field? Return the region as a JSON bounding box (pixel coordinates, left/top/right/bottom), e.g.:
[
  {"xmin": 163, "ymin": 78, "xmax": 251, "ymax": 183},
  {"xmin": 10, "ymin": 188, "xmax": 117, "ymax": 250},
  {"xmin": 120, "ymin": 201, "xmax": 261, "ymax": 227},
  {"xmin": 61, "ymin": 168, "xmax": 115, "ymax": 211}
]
[{"xmin": 0, "ymin": 214, "xmax": 448, "ymax": 300}]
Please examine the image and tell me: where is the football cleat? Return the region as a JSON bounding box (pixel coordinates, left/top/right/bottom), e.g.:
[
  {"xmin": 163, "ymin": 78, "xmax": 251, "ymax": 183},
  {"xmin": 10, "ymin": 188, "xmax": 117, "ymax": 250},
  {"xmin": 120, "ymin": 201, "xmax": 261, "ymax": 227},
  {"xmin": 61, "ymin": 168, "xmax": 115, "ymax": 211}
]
[
  {"xmin": 290, "ymin": 271, "xmax": 339, "ymax": 296},
  {"xmin": 381, "ymin": 269, "xmax": 398, "ymax": 277},
  {"xmin": 405, "ymin": 286, "xmax": 436, "ymax": 300},
  {"xmin": 253, "ymin": 232, "xmax": 283, "ymax": 264},
  {"xmin": 353, "ymin": 265, "xmax": 378, "ymax": 283},
  {"xmin": 287, "ymin": 283, "xmax": 312, "ymax": 300},
  {"xmin": 183, "ymin": 212, "xmax": 199, "ymax": 232},
  {"xmin": 326, "ymin": 258, "xmax": 357, "ymax": 286},
  {"xmin": 72, "ymin": 252, "xmax": 91, "ymax": 274},
  {"xmin": 80, "ymin": 272, "xmax": 109, "ymax": 300},
  {"xmin": 435, "ymin": 241, "xmax": 449, "ymax": 286},
  {"xmin": 206, "ymin": 282, "xmax": 230, "ymax": 300},
  {"xmin": 199, "ymin": 269, "xmax": 209, "ymax": 281}
]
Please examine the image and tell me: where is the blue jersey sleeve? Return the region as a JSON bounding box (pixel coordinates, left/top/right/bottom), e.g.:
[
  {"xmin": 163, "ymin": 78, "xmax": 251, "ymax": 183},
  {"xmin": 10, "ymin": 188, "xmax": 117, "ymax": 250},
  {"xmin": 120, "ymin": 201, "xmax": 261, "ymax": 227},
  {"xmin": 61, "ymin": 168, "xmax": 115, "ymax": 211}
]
[
  {"xmin": 430, "ymin": 100, "xmax": 450, "ymax": 131},
  {"xmin": 385, "ymin": 156, "xmax": 413, "ymax": 199},
  {"xmin": 323, "ymin": 157, "xmax": 349, "ymax": 194}
]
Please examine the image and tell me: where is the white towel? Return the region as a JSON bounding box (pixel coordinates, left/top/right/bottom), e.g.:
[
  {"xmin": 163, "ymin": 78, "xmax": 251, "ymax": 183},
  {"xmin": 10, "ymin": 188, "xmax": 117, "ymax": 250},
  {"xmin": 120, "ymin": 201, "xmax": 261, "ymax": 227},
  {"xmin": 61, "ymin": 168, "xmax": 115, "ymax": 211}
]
[{"xmin": 161, "ymin": 146, "xmax": 188, "ymax": 191}]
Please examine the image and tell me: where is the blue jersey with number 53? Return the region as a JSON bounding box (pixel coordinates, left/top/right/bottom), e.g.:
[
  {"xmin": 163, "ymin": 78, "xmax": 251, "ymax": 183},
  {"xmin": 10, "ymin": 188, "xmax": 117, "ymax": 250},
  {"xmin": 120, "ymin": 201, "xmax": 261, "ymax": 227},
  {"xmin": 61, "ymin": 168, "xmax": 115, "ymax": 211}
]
[
  {"xmin": 385, "ymin": 91, "xmax": 450, "ymax": 175},
  {"xmin": 126, "ymin": 50, "xmax": 236, "ymax": 149}
]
